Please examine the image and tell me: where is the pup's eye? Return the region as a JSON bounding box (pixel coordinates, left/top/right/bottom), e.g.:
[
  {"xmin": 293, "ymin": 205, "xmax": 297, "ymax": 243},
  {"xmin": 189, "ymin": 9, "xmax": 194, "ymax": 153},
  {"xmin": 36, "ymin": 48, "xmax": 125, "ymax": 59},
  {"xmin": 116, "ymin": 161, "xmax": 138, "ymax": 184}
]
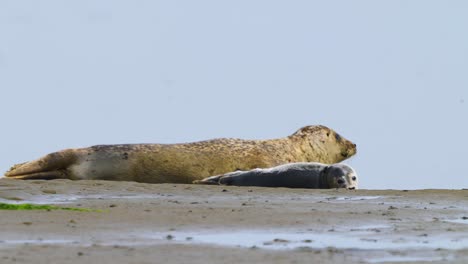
[
  {"xmin": 352, "ymin": 176, "xmax": 357, "ymax": 181},
  {"xmin": 337, "ymin": 179, "xmax": 345, "ymax": 184}
]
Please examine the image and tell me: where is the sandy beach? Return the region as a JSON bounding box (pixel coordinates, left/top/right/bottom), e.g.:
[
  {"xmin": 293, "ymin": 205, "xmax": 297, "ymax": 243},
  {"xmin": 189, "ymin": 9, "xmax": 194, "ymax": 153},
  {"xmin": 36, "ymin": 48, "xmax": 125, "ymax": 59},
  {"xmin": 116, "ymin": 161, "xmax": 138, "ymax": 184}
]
[{"xmin": 0, "ymin": 178, "xmax": 467, "ymax": 263}]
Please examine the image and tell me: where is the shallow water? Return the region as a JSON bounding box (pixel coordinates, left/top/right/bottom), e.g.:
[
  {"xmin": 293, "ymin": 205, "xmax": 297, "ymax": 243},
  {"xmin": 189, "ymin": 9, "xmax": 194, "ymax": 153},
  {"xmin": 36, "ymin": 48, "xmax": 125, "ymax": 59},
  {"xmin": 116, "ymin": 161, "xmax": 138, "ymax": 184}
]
[
  {"xmin": 0, "ymin": 239, "xmax": 76, "ymax": 246},
  {"xmin": 0, "ymin": 193, "xmax": 390, "ymax": 205},
  {"xmin": 147, "ymin": 229, "xmax": 468, "ymax": 251},
  {"xmin": 331, "ymin": 196, "xmax": 383, "ymax": 201},
  {"xmin": 0, "ymin": 194, "xmax": 165, "ymax": 204},
  {"xmin": 3, "ymin": 227, "xmax": 466, "ymax": 251},
  {"xmin": 445, "ymin": 218, "xmax": 468, "ymax": 225},
  {"xmin": 366, "ymin": 256, "xmax": 453, "ymax": 263}
]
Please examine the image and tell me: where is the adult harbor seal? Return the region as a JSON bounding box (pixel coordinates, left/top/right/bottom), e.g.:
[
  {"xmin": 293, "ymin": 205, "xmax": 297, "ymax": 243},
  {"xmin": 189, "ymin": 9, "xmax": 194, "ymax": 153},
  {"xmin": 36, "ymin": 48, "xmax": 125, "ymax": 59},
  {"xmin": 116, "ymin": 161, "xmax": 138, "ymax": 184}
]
[
  {"xmin": 4, "ymin": 125, "xmax": 356, "ymax": 184},
  {"xmin": 194, "ymin": 162, "xmax": 358, "ymax": 189}
]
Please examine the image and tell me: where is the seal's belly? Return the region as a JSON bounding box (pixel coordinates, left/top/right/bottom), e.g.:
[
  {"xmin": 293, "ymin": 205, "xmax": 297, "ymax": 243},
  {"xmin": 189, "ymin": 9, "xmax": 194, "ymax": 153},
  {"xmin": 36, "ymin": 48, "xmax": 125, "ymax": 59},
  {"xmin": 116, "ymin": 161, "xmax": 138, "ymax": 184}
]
[{"xmin": 70, "ymin": 150, "xmax": 133, "ymax": 181}]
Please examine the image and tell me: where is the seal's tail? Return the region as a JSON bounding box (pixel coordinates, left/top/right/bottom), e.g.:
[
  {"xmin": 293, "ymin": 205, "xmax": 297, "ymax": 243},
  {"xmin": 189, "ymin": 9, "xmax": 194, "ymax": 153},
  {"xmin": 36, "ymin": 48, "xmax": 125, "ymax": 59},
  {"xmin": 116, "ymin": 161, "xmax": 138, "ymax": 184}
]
[
  {"xmin": 192, "ymin": 175, "xmax": 222, "ymax": 185},
  {"xmin": 4, "ymin": 149, "xmax": 77, "ymax": 180}
]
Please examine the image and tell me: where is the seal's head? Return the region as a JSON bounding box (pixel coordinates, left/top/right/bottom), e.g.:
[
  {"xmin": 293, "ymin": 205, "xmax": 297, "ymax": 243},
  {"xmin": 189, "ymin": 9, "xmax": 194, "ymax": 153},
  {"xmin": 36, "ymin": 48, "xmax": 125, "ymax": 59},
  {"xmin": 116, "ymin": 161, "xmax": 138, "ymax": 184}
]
[
  {"xmin": 324, "ymin": 163, "xmax": 358, "ymax": 190},
  {"xmin": 291, "ymin": 125, "xmax": 357, "ymax": 164}
]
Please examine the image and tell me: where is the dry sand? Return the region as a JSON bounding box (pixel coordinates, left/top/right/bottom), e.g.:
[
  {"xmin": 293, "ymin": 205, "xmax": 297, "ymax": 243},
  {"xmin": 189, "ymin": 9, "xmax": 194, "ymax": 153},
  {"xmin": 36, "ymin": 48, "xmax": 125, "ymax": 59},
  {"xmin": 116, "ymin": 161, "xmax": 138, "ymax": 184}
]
[{"xmin": 0, "ymin": 178, "xmax": 467, "ymax": 264}]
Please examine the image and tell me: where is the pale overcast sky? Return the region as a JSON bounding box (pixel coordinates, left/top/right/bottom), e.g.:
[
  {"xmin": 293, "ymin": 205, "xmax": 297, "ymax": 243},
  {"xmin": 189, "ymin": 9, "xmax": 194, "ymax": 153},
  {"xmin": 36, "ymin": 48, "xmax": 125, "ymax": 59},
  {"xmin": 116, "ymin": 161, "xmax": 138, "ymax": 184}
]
[{"xmin": 0, "ymin": 1, "xmax": 467, "ymax": 189}]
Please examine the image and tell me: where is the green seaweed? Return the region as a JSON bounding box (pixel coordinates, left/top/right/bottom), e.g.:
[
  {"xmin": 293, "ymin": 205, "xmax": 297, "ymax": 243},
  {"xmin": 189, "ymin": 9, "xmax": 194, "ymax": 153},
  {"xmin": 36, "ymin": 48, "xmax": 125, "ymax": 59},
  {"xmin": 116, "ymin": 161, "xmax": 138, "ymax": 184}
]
[{"xmin": 0, "ymin": 202, "xmax": 100, "ymax": 212}]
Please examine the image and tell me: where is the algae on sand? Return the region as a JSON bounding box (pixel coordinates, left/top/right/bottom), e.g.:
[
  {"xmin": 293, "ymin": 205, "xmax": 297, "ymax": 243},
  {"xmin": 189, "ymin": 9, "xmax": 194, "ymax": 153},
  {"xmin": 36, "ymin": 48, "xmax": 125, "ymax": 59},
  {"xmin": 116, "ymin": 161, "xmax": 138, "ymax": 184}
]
[{"xmin": 0, "ymin": 202, "xmax": 100, "ymax": 212}]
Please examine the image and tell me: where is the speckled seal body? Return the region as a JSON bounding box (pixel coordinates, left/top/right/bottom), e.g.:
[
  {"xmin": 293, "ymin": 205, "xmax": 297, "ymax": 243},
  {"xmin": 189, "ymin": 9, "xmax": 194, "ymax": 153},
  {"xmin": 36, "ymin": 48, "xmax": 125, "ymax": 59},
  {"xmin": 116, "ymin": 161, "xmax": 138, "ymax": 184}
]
[
  {"xmin": 194, "ymin": 162, "xmax": 358, "ymax": 189},
  {"xmin": 4, "ymin": 125, "xmax": 357, "ymax": 183}
]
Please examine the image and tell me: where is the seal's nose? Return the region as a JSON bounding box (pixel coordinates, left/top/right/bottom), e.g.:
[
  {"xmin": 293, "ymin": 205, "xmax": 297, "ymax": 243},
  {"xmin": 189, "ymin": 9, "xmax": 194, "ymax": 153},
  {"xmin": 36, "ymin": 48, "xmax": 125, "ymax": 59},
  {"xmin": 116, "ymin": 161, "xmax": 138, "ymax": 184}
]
[{"xmin": 348, "ymin": 187, "xmax": 355, "ymax": 190}]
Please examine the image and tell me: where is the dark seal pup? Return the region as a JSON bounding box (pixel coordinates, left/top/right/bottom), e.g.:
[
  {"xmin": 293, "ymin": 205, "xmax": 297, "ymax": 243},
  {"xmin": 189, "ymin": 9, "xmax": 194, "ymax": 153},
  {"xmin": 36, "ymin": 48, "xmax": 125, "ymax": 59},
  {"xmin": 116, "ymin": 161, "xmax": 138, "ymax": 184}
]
[
  {"xmin": 194, "ymin": 162, "xmax": 358, "ymax": 189},
  {"xmin": 4, "ymin": 125, "xmax": 356, "ymax": 184}
]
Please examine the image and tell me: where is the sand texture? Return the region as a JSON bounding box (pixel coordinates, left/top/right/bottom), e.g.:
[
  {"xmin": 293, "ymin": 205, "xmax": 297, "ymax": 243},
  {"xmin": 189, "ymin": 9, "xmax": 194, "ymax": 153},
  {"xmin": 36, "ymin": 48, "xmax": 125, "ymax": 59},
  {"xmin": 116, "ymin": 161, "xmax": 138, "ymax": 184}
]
[{"xmin": 0, "ymin": 178, "xmax": 467, "ymax": 264}]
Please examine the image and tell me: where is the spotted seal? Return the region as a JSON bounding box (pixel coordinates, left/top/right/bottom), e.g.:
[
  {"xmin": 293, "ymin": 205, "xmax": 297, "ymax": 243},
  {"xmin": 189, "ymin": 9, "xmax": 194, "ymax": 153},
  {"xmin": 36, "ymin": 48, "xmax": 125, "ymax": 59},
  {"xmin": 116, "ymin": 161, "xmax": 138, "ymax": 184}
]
[
  {"xmin": 194, "ymin": 162, "xmax": 358, "ymax": 189},
  {"xmin": 4, "ymin": 125, "xmax": 356, "ymax": 183}
]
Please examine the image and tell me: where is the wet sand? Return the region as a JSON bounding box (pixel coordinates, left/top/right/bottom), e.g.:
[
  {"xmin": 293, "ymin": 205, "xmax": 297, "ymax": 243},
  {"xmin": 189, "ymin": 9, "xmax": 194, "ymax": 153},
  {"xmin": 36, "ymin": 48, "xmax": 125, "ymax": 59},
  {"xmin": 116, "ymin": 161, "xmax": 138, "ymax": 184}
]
[{"xmin": 0, "ymin": 178, "xmax": 467, "ymax": 263}]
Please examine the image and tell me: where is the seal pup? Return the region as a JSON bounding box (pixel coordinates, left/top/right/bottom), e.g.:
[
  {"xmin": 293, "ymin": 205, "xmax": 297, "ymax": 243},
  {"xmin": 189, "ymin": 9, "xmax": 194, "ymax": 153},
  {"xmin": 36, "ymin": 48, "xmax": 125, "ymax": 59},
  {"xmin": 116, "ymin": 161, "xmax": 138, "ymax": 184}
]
[
  {"xmin": 194, "ymin": 162, "xmax": 358, "ymax": 189},
  {"xmin": 4, "ymin": 125, "xmax": 356, "ymax": 184}
]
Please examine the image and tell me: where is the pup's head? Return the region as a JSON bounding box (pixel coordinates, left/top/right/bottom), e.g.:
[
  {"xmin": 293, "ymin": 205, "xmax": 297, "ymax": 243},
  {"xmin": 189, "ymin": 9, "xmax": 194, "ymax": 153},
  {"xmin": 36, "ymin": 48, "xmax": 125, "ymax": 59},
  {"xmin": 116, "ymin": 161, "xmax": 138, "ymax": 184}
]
[{"xmin": 325, "ymin": 163, "xmax": 358, "ymax": 190}]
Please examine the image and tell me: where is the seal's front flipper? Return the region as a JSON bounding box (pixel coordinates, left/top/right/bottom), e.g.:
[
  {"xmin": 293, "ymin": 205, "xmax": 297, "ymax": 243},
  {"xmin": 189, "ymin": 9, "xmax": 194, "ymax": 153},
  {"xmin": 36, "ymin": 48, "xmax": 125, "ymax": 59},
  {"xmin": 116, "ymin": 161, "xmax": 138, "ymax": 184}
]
[{"xmin": 193, "ymin": 175, "xmax": 223, "ymax": 185}]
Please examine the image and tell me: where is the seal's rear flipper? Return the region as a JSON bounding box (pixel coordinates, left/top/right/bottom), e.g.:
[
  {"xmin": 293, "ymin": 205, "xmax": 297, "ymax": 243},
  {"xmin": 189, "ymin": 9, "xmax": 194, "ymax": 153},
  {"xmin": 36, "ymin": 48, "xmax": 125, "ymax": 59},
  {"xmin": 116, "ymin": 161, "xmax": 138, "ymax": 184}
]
[
  {"xmin": 4, "ymin": 149, "xmax": 77, "ymax": 180},
  {"xmin": 193, "ymin": 175, "xmax": 223, "ymax": 185},
  {"xmin": 7, "ymin": 170, "xmax": 69, "ymax": 180}
]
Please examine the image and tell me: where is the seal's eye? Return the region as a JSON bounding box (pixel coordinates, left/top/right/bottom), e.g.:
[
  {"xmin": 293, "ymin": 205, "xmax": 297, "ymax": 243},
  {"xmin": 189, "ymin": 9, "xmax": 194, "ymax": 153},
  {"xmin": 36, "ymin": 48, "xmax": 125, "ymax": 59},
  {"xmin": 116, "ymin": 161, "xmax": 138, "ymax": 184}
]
[
  {"xmin": 337, "ymin": 179, "xmax": 345, "ymax": 184},
  {"xmin": 352, "ymin": 176, "xmax": 357, "ymax": 181},
  {"xmin": 335, "ymin": 133, "xmax": 342, "ymax": 142}
]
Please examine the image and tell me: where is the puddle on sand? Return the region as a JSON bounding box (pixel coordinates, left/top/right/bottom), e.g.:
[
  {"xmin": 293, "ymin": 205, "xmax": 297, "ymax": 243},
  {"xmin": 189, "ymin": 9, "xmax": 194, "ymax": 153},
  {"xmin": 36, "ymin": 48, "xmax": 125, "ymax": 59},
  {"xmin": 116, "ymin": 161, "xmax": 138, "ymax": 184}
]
[
  {"xmin": 151, "ymin": 230, "xmax": 468, "ymax": 251},
  {"xmin": 445, "ymin": 218, "xmax": 468, "ymax": 225},
  {"xmin": 331, "ymin": 196, "xmax": 383, "ymax": 201},
  {"xmin": 0, "ymin": 194, "xmax": 165, "ymax": 205},
  {"xmin": 0, "ymin": 239, "xmax": 76, "ymax": 246},
  {"xmin": 366, "ymin": 255, "xmax": 453, "ymax": 263},
  {"xmin": 0, "ymin": 193, "xmax": 388, "ymax": 205},
  {"xmin": 1, "ymin": 228, "xmax": 467, "ymax": 253}
]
